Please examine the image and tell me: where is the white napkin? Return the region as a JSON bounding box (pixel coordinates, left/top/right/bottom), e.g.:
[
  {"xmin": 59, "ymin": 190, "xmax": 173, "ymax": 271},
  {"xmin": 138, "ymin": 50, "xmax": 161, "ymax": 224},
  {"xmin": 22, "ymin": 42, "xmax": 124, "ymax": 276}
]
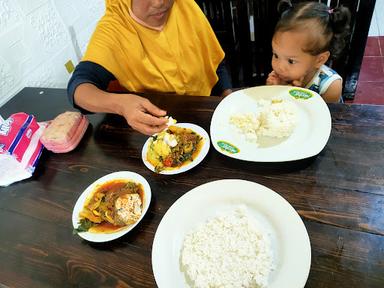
[{"xmin": 0, "ymin": 154, "xmax": 33, "ymax": 186}]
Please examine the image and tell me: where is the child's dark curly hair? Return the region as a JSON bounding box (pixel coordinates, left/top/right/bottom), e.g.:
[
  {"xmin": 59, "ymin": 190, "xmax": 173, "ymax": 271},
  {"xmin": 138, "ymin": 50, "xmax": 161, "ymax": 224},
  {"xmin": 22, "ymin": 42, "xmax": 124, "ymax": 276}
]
[{"xmin": 276, "ymin": 0, "xmax": 351, "ymax": 60}]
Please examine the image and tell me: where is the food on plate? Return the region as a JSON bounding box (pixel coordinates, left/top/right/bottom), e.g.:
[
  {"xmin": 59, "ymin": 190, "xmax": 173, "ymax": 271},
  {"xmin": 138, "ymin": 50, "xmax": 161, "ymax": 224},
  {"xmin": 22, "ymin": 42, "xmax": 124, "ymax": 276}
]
[
  {"xmin": 75, "ymin": 179, "xmax": 145, "ymax": 233},
  {"xmin": 40, "ymin": 111, "xmax": 89, "ymax": 153},
  {"xmin": 164, "ymin": 116, "xmax": 177, "ymax": 126},
  {"xmin": 180, "ymin": 205, "xmax": 274, "ymax": 288},
  {"xmin": 230, "ymin": 98, "xmax": 297, "ymax": 145},
  {"xmin": 146, "ymin": 125, "xmax": 203, "ymax": 173}
]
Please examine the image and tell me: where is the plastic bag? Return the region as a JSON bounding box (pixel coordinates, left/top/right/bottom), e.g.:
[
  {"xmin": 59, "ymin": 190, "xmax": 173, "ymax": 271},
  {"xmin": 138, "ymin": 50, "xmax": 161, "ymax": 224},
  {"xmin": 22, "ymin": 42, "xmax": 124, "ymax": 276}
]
[{"xmin": 0, "ymin": 113, "xmax": 45, "ymax": 186}]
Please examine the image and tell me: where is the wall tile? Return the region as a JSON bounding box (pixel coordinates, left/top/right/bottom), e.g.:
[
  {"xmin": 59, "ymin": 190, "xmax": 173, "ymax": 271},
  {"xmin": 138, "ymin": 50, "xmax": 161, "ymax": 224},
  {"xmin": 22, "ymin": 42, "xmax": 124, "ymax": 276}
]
[
  {"xmin": 0, "ymin": 0, "xmax": 105, "ymax": 106},
  {"xmin": 27, "ymin": 2, "xmax": 70, "ymax": 53},
  {"xmin": 16, "ymin": 0, "xmax": 46, "ymax": 15},
  {"xmin": 368, "ymin": 10, "xmax": 379, "ymax": 37},
  {"xmin": 53, "ymin": 0, "xmax": 105, "ymax": 61},
  {"xmin": 0, "ymin": 56, "xmax": 21, "ymax": 106},
  {"xmin": 375, "ymin": 0, "xmax": 384, "ymax": 36},
  {"xmin": 0, "ymin": 0, "xmax": 22, "ymax": 35}
]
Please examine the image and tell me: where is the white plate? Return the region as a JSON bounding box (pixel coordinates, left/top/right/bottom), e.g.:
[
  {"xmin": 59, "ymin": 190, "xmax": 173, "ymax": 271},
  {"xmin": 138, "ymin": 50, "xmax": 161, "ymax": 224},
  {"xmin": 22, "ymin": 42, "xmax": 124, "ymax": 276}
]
[
  {"xmin": 142, "ymin": 123, "xmax": 210, "ymax": 175},
  {"xmin": 210, "ymin": 86, "xmax": 331, "ymax": 162},
  {"xmin": 152, "ymin": 179, "xmax": 311, "ymax": 288},
  {"xmin": 72, "ymin": 171, "xmax": 151, "ymax": 242}
]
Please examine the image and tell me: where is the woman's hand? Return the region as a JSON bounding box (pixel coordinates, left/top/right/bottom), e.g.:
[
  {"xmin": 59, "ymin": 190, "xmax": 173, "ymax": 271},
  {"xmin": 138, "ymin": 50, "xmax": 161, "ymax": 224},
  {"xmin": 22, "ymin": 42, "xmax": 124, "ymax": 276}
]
[
  {"xmin": 119, "ymin": 94, "xmax": 168, "ymax": 135},
  {"xmin": 74, "ymin": 83, "xmax": 168, "ymax": 135}
]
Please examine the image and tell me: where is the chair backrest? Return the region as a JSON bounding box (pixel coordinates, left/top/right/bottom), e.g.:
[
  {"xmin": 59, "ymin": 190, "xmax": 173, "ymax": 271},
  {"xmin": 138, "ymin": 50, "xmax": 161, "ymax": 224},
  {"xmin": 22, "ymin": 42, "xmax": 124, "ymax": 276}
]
[
  {"xmin": 196, "ymin": 0, "xmax": 376, "ymax": 100},
  {"xmin": 196, "ymin": 0, "xmax": 239, "ymax": 86}
]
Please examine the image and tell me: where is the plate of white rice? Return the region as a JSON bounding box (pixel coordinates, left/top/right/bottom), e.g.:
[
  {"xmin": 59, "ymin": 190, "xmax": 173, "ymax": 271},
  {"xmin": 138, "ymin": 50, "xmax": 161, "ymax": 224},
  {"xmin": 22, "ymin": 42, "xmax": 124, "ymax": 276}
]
[
  {"xmin": 152, "ymin": 179, "xmax": 311, "ymax": 288},
  {"xmin": 210, "ymin": 85, "xmax": 331, "ymax": 162}
]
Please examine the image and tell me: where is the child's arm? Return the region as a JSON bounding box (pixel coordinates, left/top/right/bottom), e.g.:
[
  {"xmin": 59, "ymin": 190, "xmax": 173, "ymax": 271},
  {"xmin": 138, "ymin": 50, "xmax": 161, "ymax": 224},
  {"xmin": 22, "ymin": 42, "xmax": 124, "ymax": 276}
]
[{"xmin": 322, "ymin": 79, "xmax": 342, "ymax": 103}]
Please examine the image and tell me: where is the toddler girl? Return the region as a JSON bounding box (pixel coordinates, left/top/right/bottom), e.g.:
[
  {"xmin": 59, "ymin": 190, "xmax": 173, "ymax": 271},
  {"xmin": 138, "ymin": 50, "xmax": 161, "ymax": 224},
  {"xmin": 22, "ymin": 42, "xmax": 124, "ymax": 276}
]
[{"xmin": 266, "ymin": 1, "xmax": 351, "ymax": 102}]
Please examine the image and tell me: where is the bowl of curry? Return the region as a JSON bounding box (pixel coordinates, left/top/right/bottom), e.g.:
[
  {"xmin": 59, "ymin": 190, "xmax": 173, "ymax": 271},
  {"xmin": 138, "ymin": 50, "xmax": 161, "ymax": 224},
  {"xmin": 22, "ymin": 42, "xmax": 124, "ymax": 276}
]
[
  {"xmin": 72, "ymin": 171, "xmax": 151, "ymax": 242},
  {"xmin": 142, "ymin": 123, "xmax": 210, "ymax": 174}
]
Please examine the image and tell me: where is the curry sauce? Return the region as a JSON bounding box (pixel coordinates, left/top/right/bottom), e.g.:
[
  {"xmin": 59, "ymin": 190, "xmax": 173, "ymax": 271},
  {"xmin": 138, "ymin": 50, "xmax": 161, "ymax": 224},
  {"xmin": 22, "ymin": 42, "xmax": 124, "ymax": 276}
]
[{"xmin": 76, "ymin": 179, "xmax": 145, "ymax": 234}]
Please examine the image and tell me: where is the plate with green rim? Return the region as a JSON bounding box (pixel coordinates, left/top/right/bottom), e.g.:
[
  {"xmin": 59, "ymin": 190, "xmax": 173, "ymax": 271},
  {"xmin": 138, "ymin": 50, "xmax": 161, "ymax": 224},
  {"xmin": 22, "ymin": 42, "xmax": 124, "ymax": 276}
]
[{"xmin": 210, "ymin": 85, "xmax": 331, "ymax": 162}]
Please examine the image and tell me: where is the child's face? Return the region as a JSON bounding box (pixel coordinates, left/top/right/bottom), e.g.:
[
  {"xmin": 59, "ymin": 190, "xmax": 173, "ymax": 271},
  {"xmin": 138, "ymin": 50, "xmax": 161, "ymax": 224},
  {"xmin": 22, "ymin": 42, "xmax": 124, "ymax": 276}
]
[{"xmin": 271, "ymin": 31, "xmax": 325, "ymax": 84}]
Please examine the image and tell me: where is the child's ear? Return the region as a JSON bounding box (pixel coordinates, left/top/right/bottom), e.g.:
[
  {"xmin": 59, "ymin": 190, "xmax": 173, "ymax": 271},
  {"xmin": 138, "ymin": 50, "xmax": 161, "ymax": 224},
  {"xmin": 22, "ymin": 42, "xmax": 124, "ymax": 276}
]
[{"xmin": 316, "ymin": 51, "xmax": 330, "ymax": 68}]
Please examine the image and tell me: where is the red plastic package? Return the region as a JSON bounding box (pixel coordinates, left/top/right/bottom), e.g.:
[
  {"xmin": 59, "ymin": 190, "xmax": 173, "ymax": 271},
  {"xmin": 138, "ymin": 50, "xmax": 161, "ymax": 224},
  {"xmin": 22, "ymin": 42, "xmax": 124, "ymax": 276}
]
[{"xmin": 0, "ymin": 112, "xmax": 45, "ymax": 186}]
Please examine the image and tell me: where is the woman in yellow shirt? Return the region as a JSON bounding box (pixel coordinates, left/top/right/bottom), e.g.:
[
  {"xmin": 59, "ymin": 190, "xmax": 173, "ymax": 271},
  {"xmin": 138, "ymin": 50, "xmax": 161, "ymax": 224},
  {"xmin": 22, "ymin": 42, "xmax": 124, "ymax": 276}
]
[{"xmin": 68, "ymin": 0, "xmax": 232, "ymax": 135}]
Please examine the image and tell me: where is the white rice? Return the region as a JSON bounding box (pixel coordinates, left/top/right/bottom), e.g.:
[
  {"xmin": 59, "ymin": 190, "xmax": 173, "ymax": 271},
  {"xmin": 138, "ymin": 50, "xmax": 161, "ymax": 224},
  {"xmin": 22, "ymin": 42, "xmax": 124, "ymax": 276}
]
[
  {"xmin": 180, "ymin": 206, "xmax": 273, "ymax": 288},
  {"xmin": 230, "ymin": 98, "xmax": 297, "ymax": 144}
]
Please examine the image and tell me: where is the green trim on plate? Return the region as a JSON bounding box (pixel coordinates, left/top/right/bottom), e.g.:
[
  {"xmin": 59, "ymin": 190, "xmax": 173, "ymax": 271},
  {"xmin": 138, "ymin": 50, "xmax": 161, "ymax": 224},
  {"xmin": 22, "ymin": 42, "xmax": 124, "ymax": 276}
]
[
  {"xmin": 289, "ymin": 88, "xmax": 313, "ymax": 100},
  {"xmin": 217, "ymin": 141, "xmax": 240, "ymax": 154}
]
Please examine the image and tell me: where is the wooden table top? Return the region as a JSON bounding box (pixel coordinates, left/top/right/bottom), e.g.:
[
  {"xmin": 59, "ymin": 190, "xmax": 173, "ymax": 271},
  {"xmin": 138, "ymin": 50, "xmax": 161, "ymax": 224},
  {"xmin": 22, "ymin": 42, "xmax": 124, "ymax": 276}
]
[{"xmin": 0, "ymin": 87, "xmax": 383, "ymax": 288}]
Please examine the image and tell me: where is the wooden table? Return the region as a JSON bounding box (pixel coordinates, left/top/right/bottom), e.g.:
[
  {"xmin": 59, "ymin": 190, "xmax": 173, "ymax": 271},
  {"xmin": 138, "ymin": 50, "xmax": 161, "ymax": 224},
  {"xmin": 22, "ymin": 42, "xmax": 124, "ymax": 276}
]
[{"xmin": 0, "ymin": 87, "xmax": 383, "ymax": 288}]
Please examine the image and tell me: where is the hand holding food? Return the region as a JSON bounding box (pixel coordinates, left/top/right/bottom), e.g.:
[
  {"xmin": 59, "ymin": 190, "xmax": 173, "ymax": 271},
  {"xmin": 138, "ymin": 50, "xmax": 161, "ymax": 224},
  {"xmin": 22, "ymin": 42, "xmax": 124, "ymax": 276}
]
[{"xmin": 119, "ymin": 94, "xmax": 168, "ymax": 136}]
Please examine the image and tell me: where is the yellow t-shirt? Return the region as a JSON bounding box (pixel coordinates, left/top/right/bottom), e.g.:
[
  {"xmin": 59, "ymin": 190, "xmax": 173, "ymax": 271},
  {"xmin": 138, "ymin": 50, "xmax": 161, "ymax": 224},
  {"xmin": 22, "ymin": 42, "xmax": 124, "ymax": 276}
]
[{"xmin": 83, "ymin": 0, "xmax": 225, "ymax": 96}]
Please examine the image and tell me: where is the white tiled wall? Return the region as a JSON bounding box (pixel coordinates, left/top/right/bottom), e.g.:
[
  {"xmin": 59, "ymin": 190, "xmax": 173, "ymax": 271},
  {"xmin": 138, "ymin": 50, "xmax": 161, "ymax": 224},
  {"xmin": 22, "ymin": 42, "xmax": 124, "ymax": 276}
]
[
  {"xmin": 0, "ymin": 0, "xmax": 105, "ymax": 106},
  {"xmin": 369, "ymin": 0, "xmax": 383, "ymax": 36}
]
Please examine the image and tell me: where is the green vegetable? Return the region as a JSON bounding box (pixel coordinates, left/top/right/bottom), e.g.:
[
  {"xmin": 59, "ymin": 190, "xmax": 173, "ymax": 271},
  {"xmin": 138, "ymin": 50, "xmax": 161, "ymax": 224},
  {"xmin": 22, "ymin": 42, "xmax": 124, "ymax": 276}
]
[{"xmin": 73, "ymin": 218, "xmax": 95, "ymax": 234}]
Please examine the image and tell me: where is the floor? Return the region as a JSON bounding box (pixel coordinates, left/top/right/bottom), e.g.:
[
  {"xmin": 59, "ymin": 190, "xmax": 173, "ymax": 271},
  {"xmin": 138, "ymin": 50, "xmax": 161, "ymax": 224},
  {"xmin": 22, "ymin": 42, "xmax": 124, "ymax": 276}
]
[
  {"xmin": 353, "ymin": 36, "xmax": 384, "ymax": 105},
  {"xmin": 352, "ymin": 1, "xmax": 384, "ymax": 105}
]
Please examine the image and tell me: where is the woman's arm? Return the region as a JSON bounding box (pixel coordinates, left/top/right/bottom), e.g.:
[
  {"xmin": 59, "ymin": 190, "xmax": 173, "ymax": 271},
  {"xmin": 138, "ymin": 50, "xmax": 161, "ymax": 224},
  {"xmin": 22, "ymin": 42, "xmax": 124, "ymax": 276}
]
[
  {"xmin": 67, "ymin": 61, "xmax": 168, "ymax": 135},
  {"xmin": 67, "ymin": 61, "xmax": 115, "ymax": 112}
]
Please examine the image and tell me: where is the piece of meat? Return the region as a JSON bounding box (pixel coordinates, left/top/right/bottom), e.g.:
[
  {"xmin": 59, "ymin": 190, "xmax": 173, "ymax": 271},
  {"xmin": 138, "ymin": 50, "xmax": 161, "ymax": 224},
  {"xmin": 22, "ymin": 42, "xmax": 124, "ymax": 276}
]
[{"xmin": 114, "ymin": 193, "xmax": 142, "ymax": 226}]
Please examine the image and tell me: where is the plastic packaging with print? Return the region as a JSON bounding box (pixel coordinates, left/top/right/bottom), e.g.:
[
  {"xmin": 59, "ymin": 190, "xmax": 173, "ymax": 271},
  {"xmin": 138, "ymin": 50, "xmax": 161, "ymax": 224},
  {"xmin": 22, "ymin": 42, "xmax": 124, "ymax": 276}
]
[{"xmin": 0, "ymin": 113, "xmax": 45, "ymax": 186}]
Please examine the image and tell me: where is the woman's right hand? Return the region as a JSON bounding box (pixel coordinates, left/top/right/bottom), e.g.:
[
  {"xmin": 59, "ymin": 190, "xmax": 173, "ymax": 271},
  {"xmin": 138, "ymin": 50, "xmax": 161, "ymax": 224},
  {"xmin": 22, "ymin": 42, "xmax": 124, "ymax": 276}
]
[
  {"xmin": 74, "ymin": 83, "xmax": 168, "ymax": 135},
  {"xmin": 118, "ymin": 94, "xmax": 168, "ymax": 135}
]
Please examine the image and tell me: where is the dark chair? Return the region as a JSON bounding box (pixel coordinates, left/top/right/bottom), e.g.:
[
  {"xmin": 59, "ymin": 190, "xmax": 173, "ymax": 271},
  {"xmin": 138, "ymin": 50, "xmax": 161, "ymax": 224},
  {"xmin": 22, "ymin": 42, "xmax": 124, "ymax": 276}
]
[
  {"xmin": 196, "ymin": 0, "xmax": 376, "ymax": 100},
  {"xmin": 196, "ymin": 0, "xmax": 240, "ymax": 86}
]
